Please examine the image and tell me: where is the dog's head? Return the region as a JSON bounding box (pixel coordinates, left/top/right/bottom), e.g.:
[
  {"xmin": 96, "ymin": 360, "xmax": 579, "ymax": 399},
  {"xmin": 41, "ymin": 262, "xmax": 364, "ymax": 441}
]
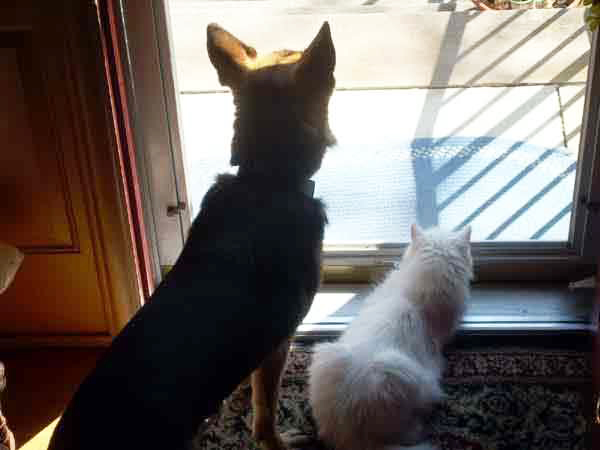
[{"xmin": 207, "ymin": 22, "xmax": 336, "ymax": 183}]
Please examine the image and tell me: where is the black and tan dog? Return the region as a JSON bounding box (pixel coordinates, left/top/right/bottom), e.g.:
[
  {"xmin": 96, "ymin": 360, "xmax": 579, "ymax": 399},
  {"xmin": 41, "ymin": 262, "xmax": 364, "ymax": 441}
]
[{"xmin": 48, "ymin": 22, "xmax": 336, "ymax": 450}]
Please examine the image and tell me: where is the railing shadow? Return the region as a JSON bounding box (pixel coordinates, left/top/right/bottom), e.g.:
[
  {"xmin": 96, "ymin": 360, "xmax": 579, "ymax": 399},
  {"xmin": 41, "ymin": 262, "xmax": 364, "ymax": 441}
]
[{"xmin": 412, "ymin": 8, "xmax": 589, "ymax": 240}]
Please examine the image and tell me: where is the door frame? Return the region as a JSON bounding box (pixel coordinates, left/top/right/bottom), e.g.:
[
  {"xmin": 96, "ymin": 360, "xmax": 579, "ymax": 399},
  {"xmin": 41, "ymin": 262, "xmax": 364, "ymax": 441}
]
[
  {"xmin": 109, "ymin": 0, "xmax": 192, "ymax": 280},
  {"xmin": 97, "ymin": 0, "xmax": 157, "ymax": 299}
]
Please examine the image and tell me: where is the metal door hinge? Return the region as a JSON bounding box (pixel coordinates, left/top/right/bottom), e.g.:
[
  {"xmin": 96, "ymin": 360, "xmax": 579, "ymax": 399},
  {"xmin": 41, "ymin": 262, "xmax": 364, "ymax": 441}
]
[
  {"xmin": 579, "ymin": 196, "xmax": 600, "ymax": 213},
  {"xmin": 166, "ymin": 201, "xmax": 187, "ymax": 217}
]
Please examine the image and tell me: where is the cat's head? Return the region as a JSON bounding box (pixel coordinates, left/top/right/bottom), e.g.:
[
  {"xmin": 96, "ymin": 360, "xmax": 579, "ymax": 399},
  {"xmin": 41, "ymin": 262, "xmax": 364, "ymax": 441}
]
[
  {"xmin": 402, "ymin": 224, "xmax": 473, "ymax": 339},
  {"xmin": 403, "ymin": 224, "xmax": 473, "ymax": 283}
]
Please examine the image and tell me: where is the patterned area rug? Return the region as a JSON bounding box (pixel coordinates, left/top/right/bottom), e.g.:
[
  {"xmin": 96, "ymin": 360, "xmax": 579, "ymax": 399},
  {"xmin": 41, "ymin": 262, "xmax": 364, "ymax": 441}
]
[{"xmin": 192, "ymin": 346, "xmax": 592, "ymax": 450}]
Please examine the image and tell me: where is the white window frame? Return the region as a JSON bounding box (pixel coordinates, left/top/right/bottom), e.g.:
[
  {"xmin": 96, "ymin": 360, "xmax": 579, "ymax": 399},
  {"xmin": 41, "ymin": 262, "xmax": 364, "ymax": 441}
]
[{"xmin": 116, "ymin": 0, "xmax": 599, "ymax": 284}]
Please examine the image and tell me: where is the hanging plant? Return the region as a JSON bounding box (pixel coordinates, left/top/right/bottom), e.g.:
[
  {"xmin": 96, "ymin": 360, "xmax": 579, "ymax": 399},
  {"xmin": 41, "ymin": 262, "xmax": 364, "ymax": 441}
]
[
  {"xmin": 583, "ymin": 0, "xmax": 600, "ymax": 31},
  {"xmin": 472, "ymin": 0, "xmax": 599, "ymax": 31}
]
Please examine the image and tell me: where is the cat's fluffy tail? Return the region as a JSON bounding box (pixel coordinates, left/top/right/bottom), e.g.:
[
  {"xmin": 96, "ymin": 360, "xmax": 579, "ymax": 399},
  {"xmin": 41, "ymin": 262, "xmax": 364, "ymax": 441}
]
[{"xmin": 309, "ymin": 342, "xmax": 442, "ymax": 450}]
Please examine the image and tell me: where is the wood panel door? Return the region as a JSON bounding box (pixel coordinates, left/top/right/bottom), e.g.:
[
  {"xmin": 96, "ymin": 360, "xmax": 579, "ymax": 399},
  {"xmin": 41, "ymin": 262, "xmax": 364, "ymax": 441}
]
[{"xmin": 0, "ymin": 2, "xmax": 141, "ymax": 346}]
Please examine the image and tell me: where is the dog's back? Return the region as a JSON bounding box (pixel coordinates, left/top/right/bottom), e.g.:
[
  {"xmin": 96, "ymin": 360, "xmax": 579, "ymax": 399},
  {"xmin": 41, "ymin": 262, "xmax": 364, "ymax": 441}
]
[{"xmin": 50, "ymin": 174, "xmax": 326, "ymax": 449}]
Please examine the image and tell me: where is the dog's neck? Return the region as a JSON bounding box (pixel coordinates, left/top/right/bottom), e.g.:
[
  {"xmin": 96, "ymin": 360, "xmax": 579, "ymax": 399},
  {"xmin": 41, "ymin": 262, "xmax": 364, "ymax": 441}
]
[
  {"xmin": 300, "ymin": 179, "xmax": 316, "ymax": 197},
  {"xmin": 235, "ymin": 170, "xmax": 316, "ymax": 198}
]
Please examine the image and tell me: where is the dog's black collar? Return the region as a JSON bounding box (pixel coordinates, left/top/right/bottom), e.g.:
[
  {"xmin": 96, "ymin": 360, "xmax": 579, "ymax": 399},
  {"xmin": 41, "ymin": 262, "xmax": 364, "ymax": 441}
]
[{"xmin": 235, "ymin": 172, "xmax": 315, "ymax": 198}]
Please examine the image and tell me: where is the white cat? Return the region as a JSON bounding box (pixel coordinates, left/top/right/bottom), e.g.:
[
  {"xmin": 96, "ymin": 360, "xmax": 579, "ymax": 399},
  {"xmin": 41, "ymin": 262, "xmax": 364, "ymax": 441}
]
[{"xmin": 308, "ymin": 224, "xmax": 473, "ymax": 450}]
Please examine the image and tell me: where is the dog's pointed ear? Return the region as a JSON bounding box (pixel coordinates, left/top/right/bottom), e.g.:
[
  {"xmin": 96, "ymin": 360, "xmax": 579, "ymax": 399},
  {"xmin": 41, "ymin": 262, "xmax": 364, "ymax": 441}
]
[
  {"xmin": 295, "ymin": 22, "xmax": 335, "ymax": 89},
  {"xmin": 410, "ymin": 224, "xmax": 424, "ymax": 243},
  {"xmin": 207, "ymin": 23, "xmax": 256, "ymax": 88}
]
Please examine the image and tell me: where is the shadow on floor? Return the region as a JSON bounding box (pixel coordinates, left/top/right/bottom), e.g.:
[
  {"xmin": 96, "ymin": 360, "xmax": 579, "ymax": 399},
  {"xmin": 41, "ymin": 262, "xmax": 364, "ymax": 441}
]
[{"xmin": 1, "ymin": 349, "xmax": 103, "ymax": 449}]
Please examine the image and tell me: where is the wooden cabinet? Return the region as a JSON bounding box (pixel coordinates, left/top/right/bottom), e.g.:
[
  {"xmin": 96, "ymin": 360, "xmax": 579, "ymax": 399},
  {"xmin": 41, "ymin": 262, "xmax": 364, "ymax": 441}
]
[{"xmin": 0, "ymin": 2, "xmax": 141, "ymax": 346}]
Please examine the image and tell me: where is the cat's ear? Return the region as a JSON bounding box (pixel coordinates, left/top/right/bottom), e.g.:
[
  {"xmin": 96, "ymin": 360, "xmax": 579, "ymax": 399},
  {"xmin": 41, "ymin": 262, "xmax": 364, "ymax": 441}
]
[
  {"xmin": 457, "ymin": 225, "xmax": 472, "ymax": 243},
  {"xmin": 206, "ymin": 23, "xmax": 256, "ymax": 88},
  {"xmin": 410, "ymin": 223, "xmax": 425, "ymax": 243}
]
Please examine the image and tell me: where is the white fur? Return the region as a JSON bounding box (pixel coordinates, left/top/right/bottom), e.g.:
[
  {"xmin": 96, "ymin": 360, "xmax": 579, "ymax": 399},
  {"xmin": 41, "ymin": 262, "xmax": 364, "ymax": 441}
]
[{"xmin": 308, "ymin": 225, "xmax": 473, "ymax": 450}]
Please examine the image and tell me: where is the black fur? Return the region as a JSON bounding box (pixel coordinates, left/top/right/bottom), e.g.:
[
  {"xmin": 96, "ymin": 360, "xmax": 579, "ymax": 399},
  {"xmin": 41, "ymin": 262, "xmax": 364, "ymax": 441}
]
[{"xmin": 48, "ymin": 174, "xmax": 326, "ymax": 450}]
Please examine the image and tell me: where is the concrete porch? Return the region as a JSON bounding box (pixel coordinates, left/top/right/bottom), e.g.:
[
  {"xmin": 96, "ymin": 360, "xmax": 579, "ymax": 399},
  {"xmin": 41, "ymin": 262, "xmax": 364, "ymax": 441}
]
[{"xmin": 167, "ymin": 3, "xmax": 591, "ymax": 242}]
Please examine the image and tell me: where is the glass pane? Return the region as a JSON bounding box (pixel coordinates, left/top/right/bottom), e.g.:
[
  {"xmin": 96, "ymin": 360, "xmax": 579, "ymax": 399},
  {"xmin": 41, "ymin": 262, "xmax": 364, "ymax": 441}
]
[{"xmin": 168, "ymin": 1, "xmax": 591, "ymax": 245}]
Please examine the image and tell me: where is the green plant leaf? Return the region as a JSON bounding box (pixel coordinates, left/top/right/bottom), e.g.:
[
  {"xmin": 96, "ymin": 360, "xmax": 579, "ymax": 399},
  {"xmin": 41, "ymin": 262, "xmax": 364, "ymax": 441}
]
[{"xmin": 586, "ymin": 13, "xmax": 600, "ymax": 31}]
